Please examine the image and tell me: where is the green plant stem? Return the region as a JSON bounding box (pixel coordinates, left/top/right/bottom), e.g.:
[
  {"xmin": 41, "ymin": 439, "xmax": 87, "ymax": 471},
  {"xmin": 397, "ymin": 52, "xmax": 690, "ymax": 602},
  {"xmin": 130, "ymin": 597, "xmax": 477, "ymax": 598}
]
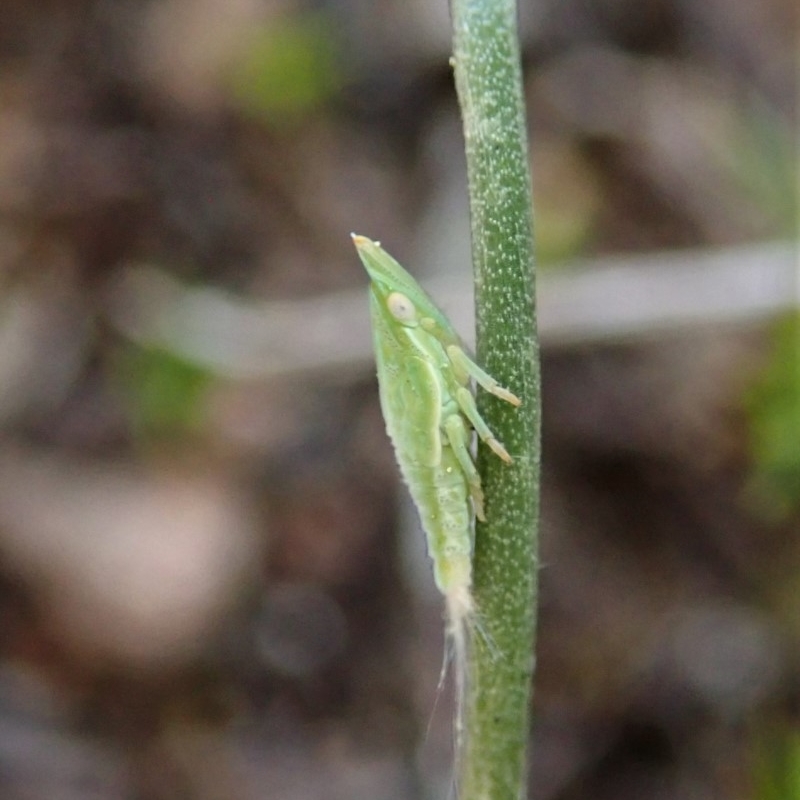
[{"xmin": 451, "ymin": 1, "xmax": 540, "ymax": 798}]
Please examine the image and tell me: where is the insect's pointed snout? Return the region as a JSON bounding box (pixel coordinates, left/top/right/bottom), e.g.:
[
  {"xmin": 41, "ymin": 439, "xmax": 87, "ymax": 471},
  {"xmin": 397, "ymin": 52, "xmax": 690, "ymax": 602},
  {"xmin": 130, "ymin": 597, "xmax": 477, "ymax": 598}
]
[{"xmin": 351, "ymin": 235, "xmax": 394, "ymax": 298}]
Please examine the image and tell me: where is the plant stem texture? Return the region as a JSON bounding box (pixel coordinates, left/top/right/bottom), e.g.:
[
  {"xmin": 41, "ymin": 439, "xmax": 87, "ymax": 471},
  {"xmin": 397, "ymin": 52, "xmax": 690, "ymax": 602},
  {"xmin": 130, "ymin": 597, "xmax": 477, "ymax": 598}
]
[{"xmin": 451, "ymin": 1, "xmax": 540, "ymax": 798}]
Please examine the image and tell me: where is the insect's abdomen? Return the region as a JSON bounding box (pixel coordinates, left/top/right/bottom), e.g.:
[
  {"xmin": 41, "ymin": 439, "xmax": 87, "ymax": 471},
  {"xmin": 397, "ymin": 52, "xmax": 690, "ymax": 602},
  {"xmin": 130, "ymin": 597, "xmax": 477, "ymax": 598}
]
[
  {"xmin": 402, "ymin": 449, "xmax": 472, "ymax": 598},
  {"xmin": 372, "ymin": 314, "xmax": 473, "ymax": 599}
]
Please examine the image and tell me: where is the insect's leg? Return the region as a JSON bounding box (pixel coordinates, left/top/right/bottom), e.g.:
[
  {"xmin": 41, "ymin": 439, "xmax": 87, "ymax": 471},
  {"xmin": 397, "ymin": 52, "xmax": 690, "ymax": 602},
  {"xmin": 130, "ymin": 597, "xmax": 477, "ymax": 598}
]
[
  {"xmin": 443, "ymin": 414, "xmax": 486, "ymax": 521},
  {"xmin": 446, "ymin": 345, "xmax": 521, "ymax": 407},
  {"xmin": 454, "ymin": 387, "xmax": 513, "ymax": 463}
]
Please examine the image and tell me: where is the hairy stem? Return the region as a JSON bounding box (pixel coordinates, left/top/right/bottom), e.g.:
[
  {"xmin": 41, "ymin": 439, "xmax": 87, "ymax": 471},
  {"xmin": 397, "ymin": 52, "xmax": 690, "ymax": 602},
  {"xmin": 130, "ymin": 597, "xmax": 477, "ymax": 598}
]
[{"xmin": 451, "ymin": 1, "xmax": 540, "ymax": 798}]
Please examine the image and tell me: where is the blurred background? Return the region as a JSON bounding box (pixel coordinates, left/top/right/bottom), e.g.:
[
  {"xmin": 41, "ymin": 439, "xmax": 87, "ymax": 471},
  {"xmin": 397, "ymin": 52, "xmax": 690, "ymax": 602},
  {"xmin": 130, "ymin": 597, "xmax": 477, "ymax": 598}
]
[{"xmin": 0, "ymin": 1, "xmax": 797, "ymax": 798}]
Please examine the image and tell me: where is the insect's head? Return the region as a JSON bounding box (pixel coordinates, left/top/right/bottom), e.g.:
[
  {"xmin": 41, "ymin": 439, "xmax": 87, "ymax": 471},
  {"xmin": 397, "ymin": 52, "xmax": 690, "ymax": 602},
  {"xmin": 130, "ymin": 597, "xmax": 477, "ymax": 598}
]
[{"xmin": 352, "ymin": 233, "xmax": 422, "ymax": 327}]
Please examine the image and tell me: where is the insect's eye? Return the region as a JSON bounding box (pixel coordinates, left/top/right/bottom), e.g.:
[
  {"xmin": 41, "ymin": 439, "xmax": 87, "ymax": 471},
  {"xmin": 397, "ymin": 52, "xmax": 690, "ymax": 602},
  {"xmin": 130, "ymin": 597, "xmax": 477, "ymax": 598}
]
[{"xmin": 387, "ymin": 292, "xmax": 417, "ymax": 323}]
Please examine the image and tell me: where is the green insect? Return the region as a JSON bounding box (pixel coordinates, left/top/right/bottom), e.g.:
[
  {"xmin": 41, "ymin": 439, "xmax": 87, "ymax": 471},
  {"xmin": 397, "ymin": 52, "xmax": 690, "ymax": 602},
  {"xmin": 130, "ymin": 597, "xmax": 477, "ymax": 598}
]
[{"xmin": 352, "ymin": 233, "xmax": 520, "ymax": 692}]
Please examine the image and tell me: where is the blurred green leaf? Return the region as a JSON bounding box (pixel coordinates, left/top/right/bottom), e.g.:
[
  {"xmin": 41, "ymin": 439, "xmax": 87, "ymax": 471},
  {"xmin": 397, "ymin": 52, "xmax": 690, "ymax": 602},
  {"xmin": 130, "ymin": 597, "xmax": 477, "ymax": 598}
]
[
  {"xmin": 229, "ymin": 14, "xmax": 340, "ymax": 126},
  {"xmin": 119, "ymin": 344, "xmax": 213, "ymax": 442},
  {"xmin": 752, "ymin": 726, "xmax": 800, "ymax": 800},
  {"xmin": 744, "ymin": 312, "xmax": 800, "ymax": 520}
]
